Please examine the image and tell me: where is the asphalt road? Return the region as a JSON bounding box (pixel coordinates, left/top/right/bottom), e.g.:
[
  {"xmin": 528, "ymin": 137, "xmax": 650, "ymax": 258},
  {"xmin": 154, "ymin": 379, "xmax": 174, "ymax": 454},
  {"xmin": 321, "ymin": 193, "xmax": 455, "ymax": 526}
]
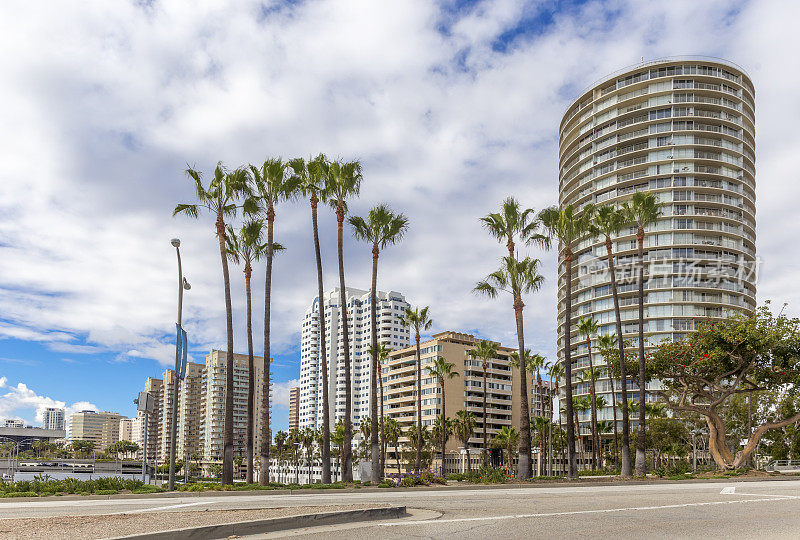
[{"xmin": 2, "ymin": 479, "xmax": 800, "ymax": 538}]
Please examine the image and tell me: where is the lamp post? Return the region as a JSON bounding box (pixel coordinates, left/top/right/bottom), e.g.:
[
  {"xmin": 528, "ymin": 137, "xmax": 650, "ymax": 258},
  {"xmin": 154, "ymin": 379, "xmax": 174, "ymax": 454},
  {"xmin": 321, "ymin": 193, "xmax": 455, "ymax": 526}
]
[{"xmin": 169, "ymin": 238, "xmax": 191, "ymax": 491}]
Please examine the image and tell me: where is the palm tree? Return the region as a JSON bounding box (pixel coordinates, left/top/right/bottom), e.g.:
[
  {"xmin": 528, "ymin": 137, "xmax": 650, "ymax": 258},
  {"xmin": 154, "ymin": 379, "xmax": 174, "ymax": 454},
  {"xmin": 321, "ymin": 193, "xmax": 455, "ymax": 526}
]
[
  {"xmin": 597, "ymin": 333, "xmax": 620, "ymax": 468},
  {"xmin": 325, "ymin": 159, "xmax": 363, "ymax": 482},
  {"xmin": 226, "ymin": 219, "xmax": 270, "ymax": 485},
  {"xmin": 480, "ymin": 198, "xmax": 549, "ymax": 480},
  {"xmin": 368, "ymin": 342, "xmax": 392, "ymax": 475},
  {"xmin": 358, "ymin": 417, "xmax": 371, "ymax": 461},
  {"xmin": 292, "ymin": 154, "xmax": 333, "ymax": 484},
  {"xmin": 426, "ymin": 356, "xmax": 459, "ymax": 474},
  {"xmin": 453, "ymin": 410, "xmax": 478, "ymax": 473},
  {"xmin": 431, "ymin": 415, "xmax": 454, "ymax": 473},
  {"xmin": 469, "ymin": 339, "xmax": 498, "ymax": 467},
  {"xmin": 301, "ymin": 427, "xmax": 316, "ymax": 483},
  {"xmin": 398, "ymin": 306, "xmax": 433, "ymax": 472},
  {"xmin": 274, "ymin": 430, "xmax": 287, "ymax": 484},
  {"xmin": 249, "ymin": 158, "xmax": 300, "ymax": 485},
  {"xmin": 622, "ymin": 191, "xmax": 663, "ymax": 476},
  {"xmin": 174, "ymin": 162, "xmax": 251, "ymax": 485},
  {"xmin": 591, "ymin": 204, "xmax": 632, "ymax": 476},
  {"xmin": 492, "ymin": 426, "xmax": 520, "ymax": 476},
  {"xmin": 331, "ymin": 420, "xmax": 346, "ymax": 482},
  {"xmin": 540, "ymin": 203, "xmax": 596, "ymax": 480},
  {"xmin": 349, "ymin": 204, "xmax": 409, "ymax": 482},
  {"xmin": 577, "ymin": 318, "xmax": 600, "ymax": 470},
  {"xmin": 475, "ymin": 255, "xmax": 544, "ymax": 478},
  {"xmin": 531, "ymin": 416, "xmax": 550, "ymax": 475},
  {"xmin": 596, "ymin": 419, "xmax": 614, "ymax": 463},
  {"xmin": 547, "ymin": 360, "xmax": 565, "ymax": 475},
  {"xmin": 572, "ymin": 395, "xmax": 591, "ymax": 467},
  {"xmin": 383, "ymin": 417, "xmax": 403, "ymax": 475}
]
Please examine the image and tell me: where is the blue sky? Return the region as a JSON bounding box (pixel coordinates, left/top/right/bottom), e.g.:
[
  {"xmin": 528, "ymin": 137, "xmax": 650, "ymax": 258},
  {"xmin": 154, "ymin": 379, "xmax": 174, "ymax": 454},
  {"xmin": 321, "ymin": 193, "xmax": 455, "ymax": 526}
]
[{"xmin": 2, "ymin": 0, "xmax": 798, "ymax": 431}]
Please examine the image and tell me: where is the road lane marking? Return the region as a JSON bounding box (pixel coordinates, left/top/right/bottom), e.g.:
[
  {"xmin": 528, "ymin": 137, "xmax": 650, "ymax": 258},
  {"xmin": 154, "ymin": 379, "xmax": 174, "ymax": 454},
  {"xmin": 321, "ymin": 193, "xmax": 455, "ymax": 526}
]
[
  {"xmin": 114, "ymin": 501, "xmax": 218, "ymax": 514},
  {"xmin": 720, "ymin": 486, "xmax": 736, "ymax": 494},
  {"xmin": 379, "ymin": 497, "xmax": 799, "ymax": 526}
]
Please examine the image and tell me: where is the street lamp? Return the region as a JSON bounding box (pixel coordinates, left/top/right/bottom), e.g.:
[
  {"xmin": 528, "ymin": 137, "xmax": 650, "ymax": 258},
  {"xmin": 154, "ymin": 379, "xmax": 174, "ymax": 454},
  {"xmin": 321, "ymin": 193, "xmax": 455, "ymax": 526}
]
[{"xmin": 168, "ymin": 238, "xmax": 190, "ymax": 491}]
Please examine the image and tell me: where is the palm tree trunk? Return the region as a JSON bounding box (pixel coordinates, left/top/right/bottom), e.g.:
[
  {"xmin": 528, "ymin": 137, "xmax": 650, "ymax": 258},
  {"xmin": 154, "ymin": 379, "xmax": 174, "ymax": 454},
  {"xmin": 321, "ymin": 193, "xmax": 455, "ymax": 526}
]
[
  {"xmin": 217, "ymin": 212, "xmax": 235, "ymax": 487},
  {"xmin": 336, "ymin": 201, "xmax": 354, "ymax": 483},
  {"xmin": 310, "ymin": 196, "xmax": 332, "ymax": 484},
  {"xmin": 634, "ymin": 227, "xmax": 647, "ymax": 476},
  {"xmin": 369, "ymin": 245, "xmax": 381, "ymax": 482},
  {"xmin": 514, "ymin": 297, "xmax": 532, "ymax": 479},
  {"xmin": 482, "ymin": 360, "xmax": 488, "ymax": 468},
  {"xmin": 259, "ymin": 205, "xmax": 275, "ymax": 486},
  {"xmin": 440, "ymin": 379, "xmax": 446, "ymax": 475},
  {"xmin": 396, "ymin": 440, "xmax": 402, "ymax": 476},
  {"xmin": 587, "ymin": 338, "xmax": 599, "ymax": 470},
  {"xmin": 379, "ymin": 370, "xmax": 385, "ymax": 476},
  {"xmin": 606, "ymin": 237, "xmax": 632, "ymax": 477},
  {"xmin": 245, "ymin": 268, "xmax": 255, "ymax": 484},
  {"xmin": 563, "ymin": 251, "xmax": 578, "ymax": 480},
  {"xmin": 609, "ymin": 367, "xmax": 619, "ymax": 468},
  {"xmin": 415, "ymin": 333, "xmax": 423, "ymax": 472}
]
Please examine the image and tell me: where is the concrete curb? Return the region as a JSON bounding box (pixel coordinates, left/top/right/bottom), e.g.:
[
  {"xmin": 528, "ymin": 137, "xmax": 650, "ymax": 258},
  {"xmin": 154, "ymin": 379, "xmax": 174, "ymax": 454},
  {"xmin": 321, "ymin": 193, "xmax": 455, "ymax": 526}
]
[{"xmin": 106, "ymin": 506, "xmax": 407, "ymax": 539}]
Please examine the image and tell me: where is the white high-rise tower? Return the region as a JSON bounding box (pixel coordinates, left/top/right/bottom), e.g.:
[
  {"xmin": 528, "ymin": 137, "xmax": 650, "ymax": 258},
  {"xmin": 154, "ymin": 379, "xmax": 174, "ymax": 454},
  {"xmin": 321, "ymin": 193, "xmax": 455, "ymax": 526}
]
[{"xmin": 298, "ymin": 288, "xmax": 411, "ymax": 429}]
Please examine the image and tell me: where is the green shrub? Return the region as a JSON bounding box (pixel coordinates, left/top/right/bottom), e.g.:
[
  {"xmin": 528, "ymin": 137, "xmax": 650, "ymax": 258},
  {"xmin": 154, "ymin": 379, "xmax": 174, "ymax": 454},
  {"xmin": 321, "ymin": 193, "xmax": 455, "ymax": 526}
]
[
  {"xmin": 131, "ymin": 486, "xmax": 165, "ymax": 494},
  {"xmin": 652, "ymin": 462, "xmax": 692, "ymax": 478},
  {"xmin": 378, "ymin": 481, "xmax": 394, "ymax": 488},
  {"xmin": 1, "ymin": 492, "xmax": 38, "ymax": 498},
  {"xmin": 95, "ymin": 490, "xmax": 118, "ymax": 495},
  {"xmin": 286, "ymin": 483, "xmax": 301, "ymax": 490}
]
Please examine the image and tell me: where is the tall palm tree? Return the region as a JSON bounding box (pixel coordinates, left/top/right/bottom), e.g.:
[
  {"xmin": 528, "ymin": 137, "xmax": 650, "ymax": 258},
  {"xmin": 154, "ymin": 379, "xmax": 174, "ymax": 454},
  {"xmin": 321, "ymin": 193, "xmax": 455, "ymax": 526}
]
[
  {"xmin": 577, "ymin": 318, "xmax": 600, "ymax": 470},
  {"xmin": 368, "ymin": 342, "xmax": 392, "ymax": 475},
  {"xmin": 426, "ymin": 356, "xmax": 459, "ymax": 474},
  {"xmin": 572, "ymin": 395, "xmax": 591, "ymax": 465},
  {"xmin": 331, "ymin": 420, "xmax": 345, "ymax": 482},
  {"xmin": 292, "ymin": 154, "xmax": 333, "ymax": 484},
  {"xmin": 622, "ymin": 191, "xmax": 663, "ymax": 476},
  {"xmin": 383, "ymin": 417, "xmax": 403, "ymax": 475},
  {"xmin": 398, "ymin": 306, "xmax": 433, "ymax": 472},
  {"xmin": 349, "ymin": 204, "xmax": 409, "ymax": 482},
  {"xmin": 597, "ymin": 333, "xmax": 620, "ymax": 468},
  {"xmin": 475, "ymin": 256, "xmax": 544, "ymax": 478},
  {"xmin": 547, "ymin": 360, "xmax": 565, "ymax": 475},
  {"xmin": 492, "ymin": 426, "xmax": 520, "ymax": 476},
  {"xmin": 591, "ymin": 204, "xmax": 632, "ymax": 476},
  {"xmin": 226, "ymin": 219, "xmax": 269, "ymax": 485},
  {"xmin": 301, "ymin": 427, "xmax": 315, "ymax": 483},
  {"xmin": 469, "ymin": 340, "xmax": 499, "ymax": 467},
  {"xmin": 531, "ymin": 416, "xmax": 550, "ymax": 475},
  {"xmin": 454, "ymin": 410, "xmax": 477, "ymax": 473},
  {"xmin": 325, "ymin": 159, "xmax": 363, "ymax": 482},
  {"xmin": 480, "ymin": 198, "xmax": 549, "ymax": 480},
  {"xmin": 249, "ymin": 158, "xmax": 301, "ymax": 485},
  {"xmin": 274, "ymin": 430, "xmax": 287, "ymax": 484},
  {"xmin": 174, "ymin": 162, "xmax": 251, "ymax": 486},
  {"xmin": 431, "ymin": 415, "xmax": 453, "ymax": 473},
  {"xmin": 540, "ymin": 203, "xmax": 595, "ymax": 480}
]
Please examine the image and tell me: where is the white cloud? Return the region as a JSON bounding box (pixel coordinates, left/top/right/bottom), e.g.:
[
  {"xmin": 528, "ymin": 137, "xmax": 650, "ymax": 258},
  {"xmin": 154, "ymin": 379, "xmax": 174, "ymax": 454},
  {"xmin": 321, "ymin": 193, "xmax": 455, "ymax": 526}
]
[
  {"xmin": 0, "ymin": 0, "xmax": 796, "ymax": 379},
  {"xmin": 272, "ymin": 379, "xmax": 301, "ymax": 411},
  {"xmin": 0, "ymin": 377, "xmax": 98, "ymax": 428}
]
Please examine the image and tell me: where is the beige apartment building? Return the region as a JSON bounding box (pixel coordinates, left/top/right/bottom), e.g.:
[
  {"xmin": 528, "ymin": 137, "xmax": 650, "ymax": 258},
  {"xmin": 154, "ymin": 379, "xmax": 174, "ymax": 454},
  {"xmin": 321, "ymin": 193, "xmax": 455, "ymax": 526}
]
[
  {"xmin": 69, "ymin": 410, "xmax": 123, "ymax": 451},
  {"xmin": 383, "ymin": 331, "xmax": 538, "ymax": 473},
  {"xmin": 288, "ymin": 387, "xmax": 300, "ymax": 431}
]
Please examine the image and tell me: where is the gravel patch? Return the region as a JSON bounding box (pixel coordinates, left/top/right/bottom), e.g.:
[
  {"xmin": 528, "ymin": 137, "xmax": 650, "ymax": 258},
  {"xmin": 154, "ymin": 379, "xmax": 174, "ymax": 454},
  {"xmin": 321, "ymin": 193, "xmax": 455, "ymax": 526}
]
[{"xmin": 0, "ymin": 504, "xmax": 389, "ymax": 539}]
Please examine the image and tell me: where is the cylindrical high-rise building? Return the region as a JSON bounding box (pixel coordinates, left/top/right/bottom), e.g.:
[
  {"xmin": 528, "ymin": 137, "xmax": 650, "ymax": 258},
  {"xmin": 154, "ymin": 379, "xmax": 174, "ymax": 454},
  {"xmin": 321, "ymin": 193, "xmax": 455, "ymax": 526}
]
[{"xmin": 557, "ymin": 58, "xmax": 756, "ymax": 440}]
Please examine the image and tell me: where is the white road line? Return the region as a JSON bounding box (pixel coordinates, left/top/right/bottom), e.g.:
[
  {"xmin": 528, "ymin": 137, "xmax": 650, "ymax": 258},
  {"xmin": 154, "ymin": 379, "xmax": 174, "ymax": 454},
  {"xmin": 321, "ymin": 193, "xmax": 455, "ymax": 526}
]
[
  {"xmin": 720, "ymin": 486, "xmax": 736, "ymax": 494},
  {"xmin": 379, "ymin": 497, "xmax": 799, "ymax": 526},
  {"xmin": 113, "ymin": 501, "xmax": 218, "ymax": 515}
]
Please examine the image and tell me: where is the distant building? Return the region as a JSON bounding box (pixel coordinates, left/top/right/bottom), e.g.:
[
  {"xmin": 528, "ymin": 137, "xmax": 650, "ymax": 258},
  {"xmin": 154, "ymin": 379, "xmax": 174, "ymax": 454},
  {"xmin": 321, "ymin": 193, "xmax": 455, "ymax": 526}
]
[
  {"xmin": 2, "ymin": 419, "xmax": 24, "ymax": 428},
  {"xmin": 288, "ymin": 387, "xmax": 300, "ymax": 431},
  {"xmin": 43, "ymin": 408, "xmax": 65, "ymax": 431},
  {"xmin": 69, "ymin": 410, "xmax": 123, "ymax": 451},
  {"xmin": 0, "ymin": 426, "xmax": 66, "ymax": 451},
  {"xmin": 118, "ymin": 417, "xmax": 134, "ymax": 442}
]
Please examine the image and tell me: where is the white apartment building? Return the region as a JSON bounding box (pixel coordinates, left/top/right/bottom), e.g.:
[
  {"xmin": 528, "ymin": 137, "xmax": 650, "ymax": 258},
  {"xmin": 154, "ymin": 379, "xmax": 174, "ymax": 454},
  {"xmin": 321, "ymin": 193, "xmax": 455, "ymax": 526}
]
[
  {"xmin": 43, "ymin": 407, "xmax": 65, "ymax": 431},
  {"xmin": 298, "ymin": 288, "xmax": 411, "ymax": 429}
]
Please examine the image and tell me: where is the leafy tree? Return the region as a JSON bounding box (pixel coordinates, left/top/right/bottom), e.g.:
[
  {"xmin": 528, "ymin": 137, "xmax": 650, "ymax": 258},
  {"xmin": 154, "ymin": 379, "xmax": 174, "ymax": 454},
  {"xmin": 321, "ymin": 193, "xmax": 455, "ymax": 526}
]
[
  {"xmin": 492, "ymin": 426, "xmax": 520, "ymax": 476},
  {"xmin": 174, "ymin": 162, "xmax": 252, "ymax": 485},
  {"xmin": 648, "ymin": 304, "xmax": 800, "ymax": 470},
  {"xmin": 350, "ymin": 204, "xmax": 408, "ymax": 482}
]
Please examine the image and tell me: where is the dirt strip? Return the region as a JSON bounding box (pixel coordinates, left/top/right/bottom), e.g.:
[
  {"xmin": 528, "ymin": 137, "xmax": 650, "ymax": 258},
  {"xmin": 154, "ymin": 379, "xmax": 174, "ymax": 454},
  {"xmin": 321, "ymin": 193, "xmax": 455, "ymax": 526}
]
[{"xmin": 0, "ymin": 504, "xmax": 390, "ymax": 540}]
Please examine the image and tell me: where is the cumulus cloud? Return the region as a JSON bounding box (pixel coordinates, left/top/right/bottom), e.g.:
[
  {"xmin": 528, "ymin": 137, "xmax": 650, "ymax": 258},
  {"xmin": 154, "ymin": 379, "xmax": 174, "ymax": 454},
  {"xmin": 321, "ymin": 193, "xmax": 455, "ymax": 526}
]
[
  {"xmin": 0, "ymin": 0, "xmax": 796, "ymax": 376},
  {"xmin": 0, "ymin": 377, "xmax": 98, "ymax": 428}
]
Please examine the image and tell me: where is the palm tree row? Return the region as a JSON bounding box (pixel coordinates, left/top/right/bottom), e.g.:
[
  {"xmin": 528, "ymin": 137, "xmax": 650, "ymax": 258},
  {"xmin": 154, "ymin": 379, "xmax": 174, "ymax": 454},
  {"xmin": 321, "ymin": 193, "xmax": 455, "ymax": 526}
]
[{"xmin": 175, "ymin": 157, "xmax": 407, "ymax": 485}]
